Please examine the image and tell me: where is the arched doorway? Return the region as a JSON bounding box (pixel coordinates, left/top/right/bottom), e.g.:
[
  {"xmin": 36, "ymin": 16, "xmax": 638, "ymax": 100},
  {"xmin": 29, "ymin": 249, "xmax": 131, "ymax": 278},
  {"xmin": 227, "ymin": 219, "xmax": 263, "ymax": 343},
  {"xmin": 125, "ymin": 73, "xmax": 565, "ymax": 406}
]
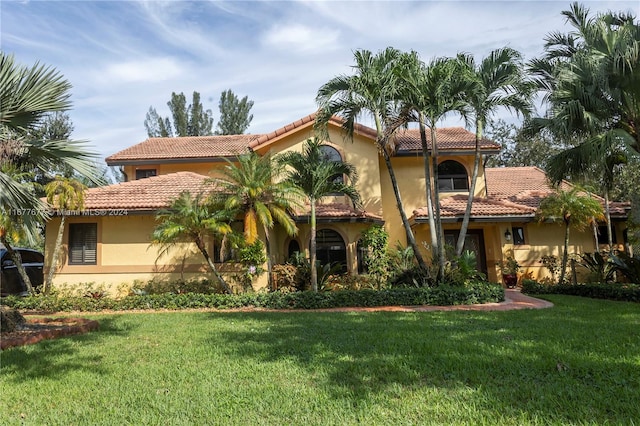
[{"xmin": 316, "ymin": 229, "xmax": 347, "ymax": 273}]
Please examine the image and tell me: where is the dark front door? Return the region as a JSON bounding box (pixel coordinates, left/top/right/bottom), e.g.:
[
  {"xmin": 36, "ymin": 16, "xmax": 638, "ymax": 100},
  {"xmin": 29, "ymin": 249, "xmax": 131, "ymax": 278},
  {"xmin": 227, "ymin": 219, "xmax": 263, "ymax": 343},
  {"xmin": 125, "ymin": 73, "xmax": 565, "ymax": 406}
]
[{"xmin": 444, "ymin": 229, "xmax": 487, "ymax": 274}]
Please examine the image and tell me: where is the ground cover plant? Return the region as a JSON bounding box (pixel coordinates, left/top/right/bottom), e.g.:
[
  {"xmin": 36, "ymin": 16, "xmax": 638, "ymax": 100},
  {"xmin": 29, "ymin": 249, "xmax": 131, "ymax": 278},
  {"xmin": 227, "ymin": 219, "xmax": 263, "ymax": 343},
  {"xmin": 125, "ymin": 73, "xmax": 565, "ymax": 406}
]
[{"xmin": 1, "ymin": 295, "xmax": 639, "ymax": 425}]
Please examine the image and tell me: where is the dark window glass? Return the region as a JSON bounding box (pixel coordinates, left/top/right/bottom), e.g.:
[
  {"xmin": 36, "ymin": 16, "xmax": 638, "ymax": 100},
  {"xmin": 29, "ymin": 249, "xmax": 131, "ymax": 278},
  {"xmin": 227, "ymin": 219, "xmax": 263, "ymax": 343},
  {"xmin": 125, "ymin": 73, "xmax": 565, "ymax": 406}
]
[
  {"xmin": 69, "ymin": 223, "xmax": 97, "ymax": 265},
  {"xmin": 135, "ymin": 169, "xmax": 157, "ymax": 179},
  {"xmin": 315, "ymin": 229, "xmax": 347, "ymax": 273},
  {"xmin": 288, "ymin": 240, "xmax": 301, "ymax": 259},
  {"xmin": 512, "ymin": 227, "xmax": 526, "ymax": 245},
  {"xmin": 437, "ymin": 160, "xmax": 469, "ymax": 191},
  {"xmin": 597, "ymin": 225, "xmax": 617, "ymax": 244},
  {"xmin": 319, "ymin": 145, "xmax": 344, "ymax": 186}
]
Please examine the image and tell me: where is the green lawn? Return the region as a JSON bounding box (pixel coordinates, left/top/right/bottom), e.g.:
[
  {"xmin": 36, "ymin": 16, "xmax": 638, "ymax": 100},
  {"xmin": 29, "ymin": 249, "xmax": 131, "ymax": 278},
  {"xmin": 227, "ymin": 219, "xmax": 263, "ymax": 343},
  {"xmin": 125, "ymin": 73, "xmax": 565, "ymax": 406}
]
[{"xmin": 1, "ymin": 295, "xmax": 639, "ymax": 425}]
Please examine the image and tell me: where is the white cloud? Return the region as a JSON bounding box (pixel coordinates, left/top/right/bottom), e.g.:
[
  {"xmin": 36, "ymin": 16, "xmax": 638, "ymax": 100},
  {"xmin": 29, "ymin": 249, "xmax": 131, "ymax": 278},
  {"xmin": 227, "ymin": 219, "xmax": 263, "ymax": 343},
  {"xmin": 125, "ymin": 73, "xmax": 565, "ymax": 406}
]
[
  {"xmin": 102, "ymin": 58, "xmax": 184, "ymax": 84},
  {"xmin": 262, "ymin": 23, "xmax": 340, "ymax": 53}
]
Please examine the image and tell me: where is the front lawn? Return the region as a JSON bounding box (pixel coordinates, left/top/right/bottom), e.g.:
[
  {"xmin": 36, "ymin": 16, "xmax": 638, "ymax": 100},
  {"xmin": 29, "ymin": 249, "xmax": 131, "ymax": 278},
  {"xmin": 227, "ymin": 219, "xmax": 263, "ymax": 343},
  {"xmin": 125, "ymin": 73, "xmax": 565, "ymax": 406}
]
[{"xmin": 1, "ymin": 295, "xmax": 639, "ymax": 425}]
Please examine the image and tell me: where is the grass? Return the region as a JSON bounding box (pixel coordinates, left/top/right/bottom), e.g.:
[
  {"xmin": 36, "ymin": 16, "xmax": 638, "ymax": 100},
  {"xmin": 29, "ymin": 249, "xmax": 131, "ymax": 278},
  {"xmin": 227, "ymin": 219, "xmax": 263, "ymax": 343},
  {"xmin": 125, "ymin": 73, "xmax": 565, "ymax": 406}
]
[{"xmin": 1, "ymin": 295, "xmax": 639, "ymax": 425}]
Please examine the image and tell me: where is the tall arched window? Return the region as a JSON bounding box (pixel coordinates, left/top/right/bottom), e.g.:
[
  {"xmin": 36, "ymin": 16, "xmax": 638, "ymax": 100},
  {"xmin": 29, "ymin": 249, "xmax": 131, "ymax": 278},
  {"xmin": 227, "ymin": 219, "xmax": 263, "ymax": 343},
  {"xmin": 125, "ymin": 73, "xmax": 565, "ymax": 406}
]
[
  {"xmin": 287, "ymin": 240, "xmax": 301, "ymax": 260},
  {"xmin": 315, "ymin": 229, "xmax": 347, "ymax": 273},
  {"xmin": 438, "ymin": 160, "xmax": 469, "ymax": 191},
  {"xmin": 320, "ymin": 145, "xmax": 344, "ymax": 185}
]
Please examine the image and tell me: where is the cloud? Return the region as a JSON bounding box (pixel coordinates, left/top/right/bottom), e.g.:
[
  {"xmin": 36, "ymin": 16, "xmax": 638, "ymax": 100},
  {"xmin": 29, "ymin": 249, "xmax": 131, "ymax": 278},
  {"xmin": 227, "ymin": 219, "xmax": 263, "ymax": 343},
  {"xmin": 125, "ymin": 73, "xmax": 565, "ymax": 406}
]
[
  {"xmin": 101, "ymin": 57, "xmax": 184, "ymax": 84},
  {"xmin": 262, "ymin": 23, "xmax": 341, "ymax": 53}
]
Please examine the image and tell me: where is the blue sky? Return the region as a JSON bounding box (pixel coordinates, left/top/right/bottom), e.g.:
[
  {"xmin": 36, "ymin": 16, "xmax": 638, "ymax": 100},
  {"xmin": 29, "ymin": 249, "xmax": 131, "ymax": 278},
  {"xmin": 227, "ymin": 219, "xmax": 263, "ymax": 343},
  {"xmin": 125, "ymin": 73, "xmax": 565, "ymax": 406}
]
[{"xmin": 2, "ymin": 0, "xmax": 638, "ymax": 161}]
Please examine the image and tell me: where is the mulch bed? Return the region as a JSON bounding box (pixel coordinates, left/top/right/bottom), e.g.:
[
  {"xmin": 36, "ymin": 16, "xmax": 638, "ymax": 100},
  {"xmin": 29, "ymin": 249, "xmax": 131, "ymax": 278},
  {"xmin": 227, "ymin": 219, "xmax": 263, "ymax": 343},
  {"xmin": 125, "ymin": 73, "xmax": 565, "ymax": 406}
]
[{"xmin": 1, "ymin": 317, "xmax": 100, "ymax": 350}]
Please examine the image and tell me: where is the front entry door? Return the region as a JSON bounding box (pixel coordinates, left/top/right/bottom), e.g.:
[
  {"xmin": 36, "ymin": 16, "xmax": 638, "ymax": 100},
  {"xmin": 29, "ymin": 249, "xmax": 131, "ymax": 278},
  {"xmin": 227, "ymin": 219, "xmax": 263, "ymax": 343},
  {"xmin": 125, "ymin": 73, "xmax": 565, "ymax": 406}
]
[{"xmin": 444, "ymin": 229, "xmax": 487, "ymax": 274}]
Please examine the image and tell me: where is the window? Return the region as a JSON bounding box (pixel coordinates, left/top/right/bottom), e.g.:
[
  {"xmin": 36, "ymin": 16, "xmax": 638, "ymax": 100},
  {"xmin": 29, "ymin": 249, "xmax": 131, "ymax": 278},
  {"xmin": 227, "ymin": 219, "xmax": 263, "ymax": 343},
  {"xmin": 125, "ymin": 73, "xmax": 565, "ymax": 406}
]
[
  {"xmin": 69, "ymin": 223, "xmax": 97, "ymax": 265},
  {"xmin": 437, "ymin": 160, "xmax": 469, "ymax": 191},
  {"xmin": 512, "ymin": 227, "xmax": 526, "ymax": 245},
  {"xmin": 287, "ymin": 240, "xmax": 301, "ymax": 260},
  {"xmin": 319, "ymin": 145, "xmax": 344, "ymax": 185},
  {"xmin": 597, "ymin": 225, "xmax": 617, "ymax": 244},
  {"xmin": 315, "ymin": 229, "xmax": 347, "ymax": 273},
  {"xmin": 136, "ymin": 169, "xmax": 157, "ymax": 179}
]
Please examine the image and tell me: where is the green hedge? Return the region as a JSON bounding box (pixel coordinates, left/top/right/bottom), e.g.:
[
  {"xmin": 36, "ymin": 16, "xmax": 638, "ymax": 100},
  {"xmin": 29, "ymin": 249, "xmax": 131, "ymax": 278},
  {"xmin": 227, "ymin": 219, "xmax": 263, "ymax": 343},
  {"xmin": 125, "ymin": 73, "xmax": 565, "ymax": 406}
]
[
  {"xmin": 1, "ymin": 281, "xmax": 504, "ymax": 312},
  {"xmin": 521, "ymin": 279, "xmax": 640, "ymax": 302}
]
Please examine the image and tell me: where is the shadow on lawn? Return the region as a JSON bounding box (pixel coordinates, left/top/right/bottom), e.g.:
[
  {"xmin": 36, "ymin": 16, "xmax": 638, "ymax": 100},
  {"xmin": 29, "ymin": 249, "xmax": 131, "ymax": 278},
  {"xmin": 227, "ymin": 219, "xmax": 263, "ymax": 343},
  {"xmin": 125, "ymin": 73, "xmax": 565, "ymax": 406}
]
[
  {"xmin": 0, "ymin": 317, "xmax": 135, "ymax": 382},
  {"xmin": 203, "ymin": 297, "xmax": 640, "ymax": 423}
]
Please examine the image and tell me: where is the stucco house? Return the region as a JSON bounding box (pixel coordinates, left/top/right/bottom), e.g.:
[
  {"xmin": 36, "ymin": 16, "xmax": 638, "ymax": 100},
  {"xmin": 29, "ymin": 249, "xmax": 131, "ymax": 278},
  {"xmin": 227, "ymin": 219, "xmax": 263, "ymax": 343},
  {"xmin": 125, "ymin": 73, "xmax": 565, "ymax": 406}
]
[{"xmin": 43, "ymin": 113, "xmax": 631, "ymax": 294}]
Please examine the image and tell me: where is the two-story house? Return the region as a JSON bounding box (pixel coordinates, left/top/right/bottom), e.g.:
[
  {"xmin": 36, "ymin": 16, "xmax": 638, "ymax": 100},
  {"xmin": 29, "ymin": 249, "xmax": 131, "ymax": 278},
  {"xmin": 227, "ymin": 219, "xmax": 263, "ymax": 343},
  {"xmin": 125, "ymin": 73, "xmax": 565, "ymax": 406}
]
[{"xmin": 43, "ymin": 113, "xmax": 631, "ymax": 294}]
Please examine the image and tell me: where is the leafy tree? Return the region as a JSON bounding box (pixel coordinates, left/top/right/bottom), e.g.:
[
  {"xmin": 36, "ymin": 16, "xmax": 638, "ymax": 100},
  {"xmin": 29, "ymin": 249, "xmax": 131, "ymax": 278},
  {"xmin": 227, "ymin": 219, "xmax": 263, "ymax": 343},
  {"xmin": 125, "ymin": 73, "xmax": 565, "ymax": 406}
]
[
  {"xmin": 152, "ymin": 191, "xmax": 233, "ymax": 294},
  {"xmin": 279, "ymin": 138, "xmax": 361, "ymax": 291},
  {"xmin": 215, "ymin": 89, "xmax": 254, "ymax": 135},
  {"xmin": 536, "ymin": 188, "xmax": 605, "ymax": 285},
  {"xmin": 455, "ymin": 48, "xmax": 533, "ymax": 257},
  {"xmin": 209, "ymin": 152, "xmax": 303, "ymax": 287},
  {"xmin": 315, "ymin": 47, "xmax": 428, "ymax": 271},
  {"xmin": 0, "ymin": 52, "xmax": 99, "ymax": 291},
  {"xmin": 44, "ymin": 176, "xmax": 86, "ymax": 294},
  {"xmin": 144, "ymin": 91, "xmax": 214, "ymax": 137}
]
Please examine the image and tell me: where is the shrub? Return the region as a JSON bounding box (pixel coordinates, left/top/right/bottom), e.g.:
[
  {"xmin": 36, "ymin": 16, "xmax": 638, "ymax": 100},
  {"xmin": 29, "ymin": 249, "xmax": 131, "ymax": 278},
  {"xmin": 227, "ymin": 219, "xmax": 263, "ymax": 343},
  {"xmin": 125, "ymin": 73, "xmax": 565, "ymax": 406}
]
[
  {"xmin": 0, "ymin": 306, "xmax": 26, "ymax": 332},
  {"xmin": 579, "ymin": 252, "xmax": 616, "ymax": 283},
  {"xmin": 389, "ymin": 266, "xmax": 433, "ymax": 288},
  {"xmin": 1, "ymin": 282, "xmax": 505, "ymax": 312},
  {"xmin": 521, "ymin": 279, "xmax": 640, "ymax": 302},
  {"xmin": 610, "ymin": 252, "xmax": 640, "ymax": 283}
]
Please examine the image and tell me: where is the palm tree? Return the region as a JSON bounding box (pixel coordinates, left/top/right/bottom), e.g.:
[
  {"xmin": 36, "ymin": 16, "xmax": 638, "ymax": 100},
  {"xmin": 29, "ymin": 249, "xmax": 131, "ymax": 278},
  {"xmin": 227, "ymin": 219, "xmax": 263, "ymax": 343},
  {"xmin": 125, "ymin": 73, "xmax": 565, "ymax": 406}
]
[
  {"xmin": 209, "ymin": 152, "xmax": 303, "ymax": 286},
  {"xmin": 44, "ymin": 176, "xmax": 87, "ymax": 294},
  {"xmin": 1, "ymin": 53, "xmax": 100, "ymax": 294},
  {"xmin": 455, "ymin": 48, "xmax": 533, "ymax": 256},
  {"xmin": 279, "ymin": 138, "xmax": 361, "ymax": 292},
  {"xmin": 536, "ymin": 188, "xmax": 605, "ymax": 285},
  {"xmin": 152, "ymin": 191, "xmax": 233, "ymax": 294},
  {"xmin": 315, "ymin": 47, "xmax": 428, "ymax": 270},
  {"xmin": 395, "ymin": 53, "xmax": 469, "ymax": 282}
]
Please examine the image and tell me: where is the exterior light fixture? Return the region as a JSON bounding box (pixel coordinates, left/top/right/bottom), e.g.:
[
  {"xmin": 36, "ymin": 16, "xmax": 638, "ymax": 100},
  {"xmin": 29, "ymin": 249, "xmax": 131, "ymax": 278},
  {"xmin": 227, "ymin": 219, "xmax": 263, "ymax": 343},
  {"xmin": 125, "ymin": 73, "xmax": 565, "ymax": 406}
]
[{"xmin": 504, "ymin": 229, "xmax": 512, "ymax": 241}]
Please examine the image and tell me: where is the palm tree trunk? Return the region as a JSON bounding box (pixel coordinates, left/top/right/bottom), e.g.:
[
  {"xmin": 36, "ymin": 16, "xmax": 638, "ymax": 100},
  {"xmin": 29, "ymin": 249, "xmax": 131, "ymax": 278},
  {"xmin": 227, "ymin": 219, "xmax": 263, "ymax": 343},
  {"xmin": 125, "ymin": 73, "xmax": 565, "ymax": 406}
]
[
  {"xmin": 456, "ymin": 120, "xmax": 482, "ymax": 256},
  {"xmin": 0, "ymin": 235, "xmax": 35, "ymax": 295},
  {"xmin": 603, "ymin": 189, "xmax": 614, "ymax": 254},
  {"xmin": 310, "ymin": 198, "xmax": 318, "ymax": 292},
  {"xmin": 430, "ymin": 127, "xmax": 446, "ymax": 283},
  {"xmin": 560, "ymin": 221, "xmax": 570, "ymax": 285},
  {"xmin": 195, "ymin": 238, "xmax": 232, "ymax": 294},
  {"xmin": 45, "ymin": 214, "xmax": 65, "ymax": 295},
  {"xmin": 380, "ymin": 148, "xmax": 428, "ymax": 271},
  {"xmin": 264, "ymin": 231, "xmax": 273, "ymax": 290},
  {"xmin": 418, "ymin": 120, "xmax": 438, "ymax": 264}
]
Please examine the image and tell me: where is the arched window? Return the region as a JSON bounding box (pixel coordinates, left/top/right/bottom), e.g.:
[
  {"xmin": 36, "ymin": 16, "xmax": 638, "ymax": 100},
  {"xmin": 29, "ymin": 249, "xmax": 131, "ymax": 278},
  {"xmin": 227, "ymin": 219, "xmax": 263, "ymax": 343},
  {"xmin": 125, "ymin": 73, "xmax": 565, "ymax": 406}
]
[
  {"xmin": 438, "ymin": 160, "xmax": 469, "ymax": 191},
  {"xmin": 315, "ymin": 229, "xmax": 347, "ymax": 273},
  {"xmin": 287, "ymin": 240, "xmax": 301, "ymax": 260},
  {"xmin": 320, "ymin": 145, "xmax": 344, "ymax": 185}
]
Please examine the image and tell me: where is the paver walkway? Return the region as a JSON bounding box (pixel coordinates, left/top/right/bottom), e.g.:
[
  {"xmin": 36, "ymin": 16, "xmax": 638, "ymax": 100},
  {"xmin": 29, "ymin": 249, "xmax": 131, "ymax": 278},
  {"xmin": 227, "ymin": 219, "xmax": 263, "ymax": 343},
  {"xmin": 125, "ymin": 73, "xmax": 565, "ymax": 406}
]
[{"xmin": 310, "ymin": 289, "xmax": 553, "ymax": 313}]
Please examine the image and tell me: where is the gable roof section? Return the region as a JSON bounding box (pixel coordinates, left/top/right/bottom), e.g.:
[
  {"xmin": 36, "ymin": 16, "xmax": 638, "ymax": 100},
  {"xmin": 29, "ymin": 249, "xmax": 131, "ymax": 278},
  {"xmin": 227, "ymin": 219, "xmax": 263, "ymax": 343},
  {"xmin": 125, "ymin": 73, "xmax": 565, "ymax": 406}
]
[
  {"xmin": 105, "ymin": 135, "xmax": 261, "ymax": 165},
  {"xmin": 412, "ymin": 166, "xmax": 630, "ymax": 222},
  {"xmin": 393, "ymin": 128, "xmax": 500, "ymax": 154},
  {"xmin": 72, "ymin": 172, "xmax": 213, "ymax": 211}
]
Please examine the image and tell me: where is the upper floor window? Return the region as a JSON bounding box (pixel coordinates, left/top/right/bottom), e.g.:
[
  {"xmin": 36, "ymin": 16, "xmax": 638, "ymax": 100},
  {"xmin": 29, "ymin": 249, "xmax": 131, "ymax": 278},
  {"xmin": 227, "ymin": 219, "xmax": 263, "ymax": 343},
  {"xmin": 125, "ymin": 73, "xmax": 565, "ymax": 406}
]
[
  {"xmin": 136, "ymin": 169, "xmax": 157, "ymax": 180},
  {"xmin": 512, "ymin": 226, "xmax": 526, "ymax": 245},
  {"xmin": 438, "ymin": 160, "xmax": 469, "ymax": 192},
  {"xmin": 320, "ymin": 145, "xmax": 344, "ymax": 185},
  {"xmin": 69, "ymin": 223, "xmax": 97, "ymax": 265}
]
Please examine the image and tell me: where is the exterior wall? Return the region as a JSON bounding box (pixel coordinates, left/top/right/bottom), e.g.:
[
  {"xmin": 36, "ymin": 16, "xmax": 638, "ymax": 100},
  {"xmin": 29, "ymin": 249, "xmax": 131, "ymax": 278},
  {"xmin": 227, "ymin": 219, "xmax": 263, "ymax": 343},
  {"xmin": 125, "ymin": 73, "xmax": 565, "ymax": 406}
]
[
  {"xmin": 123, "ymin": 162, "xmax": 228, "ymax": 181},
  {"xmin": 45, "ymin": 215, "xmax": 266, "ymax": 296}
]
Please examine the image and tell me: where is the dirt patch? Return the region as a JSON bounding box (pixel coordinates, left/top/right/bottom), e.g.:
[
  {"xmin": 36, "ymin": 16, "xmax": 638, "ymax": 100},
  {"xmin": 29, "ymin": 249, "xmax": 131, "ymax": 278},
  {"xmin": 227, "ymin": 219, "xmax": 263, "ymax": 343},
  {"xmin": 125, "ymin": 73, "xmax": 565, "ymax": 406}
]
[{"xmin": 1, "ymin": 317, "xmax": 100, "ymax": 350}]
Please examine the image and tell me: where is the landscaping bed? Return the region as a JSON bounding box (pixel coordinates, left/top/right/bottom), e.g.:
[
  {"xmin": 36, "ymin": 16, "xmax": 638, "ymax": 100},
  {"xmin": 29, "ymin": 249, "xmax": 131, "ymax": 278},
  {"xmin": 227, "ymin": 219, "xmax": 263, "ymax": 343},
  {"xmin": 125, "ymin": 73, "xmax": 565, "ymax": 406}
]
[{"xmin": 0, "ymin": 316, "xmax": 99, "ymax": 350}]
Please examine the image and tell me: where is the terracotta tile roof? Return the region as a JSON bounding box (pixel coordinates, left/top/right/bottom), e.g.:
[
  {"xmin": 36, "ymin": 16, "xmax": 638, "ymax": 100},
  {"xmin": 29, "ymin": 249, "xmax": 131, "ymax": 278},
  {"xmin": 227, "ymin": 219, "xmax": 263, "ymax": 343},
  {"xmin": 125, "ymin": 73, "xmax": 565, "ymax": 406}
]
[
  {"xmin": 79, "ymin": 172, "xmax": 213, "ymax": 211},
  {"xmin": 105, "ymin": 135, "xmax": 261, "ymax": 164},
  {"xmin": 412, "ymin": 166, "xmax": 630, "ymax": 221},
  {"xmin": 295, "ymin": 202, "xmax": 383, "ymax": 223},
  {"xmin": 393, "ymin": 128, "xmax": 500, "ymax": 153}
]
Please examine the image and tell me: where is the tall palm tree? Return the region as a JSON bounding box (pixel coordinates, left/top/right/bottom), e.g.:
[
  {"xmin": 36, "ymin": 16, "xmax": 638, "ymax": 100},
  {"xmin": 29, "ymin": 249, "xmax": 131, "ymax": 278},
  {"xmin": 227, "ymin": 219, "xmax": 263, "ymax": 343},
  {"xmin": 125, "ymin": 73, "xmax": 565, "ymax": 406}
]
[
  {"xmin": 44, "ymin": 176, "xmax": 87, "ymax": 294},
  {"xmin": 279, "ymin": 138, "xmax": 361, "ymax": 292},
  {"xmin": 395, "ymin": 53, "xmax": 469, "ymax": 282},
  {"xmin": 455, "ymin": 48, "xmax": 533, "ymax": 256},
  {"xmin": 536, "ymin": 188, "xmax": 605, "ymax": 285},
  {"xmin": 209, "ymin": 152, "xmax": 303, "ymax": 286},
  {"xmin": 529, "ymin": 2, "xmax": 639, "ymax": 255},
  {"xmin": 152, "ymin": 191, "xmax": 233, "ymax": 294},
  {"xmin": 315, "ymin": 47, "xmax": 428, "ymax": 271}
]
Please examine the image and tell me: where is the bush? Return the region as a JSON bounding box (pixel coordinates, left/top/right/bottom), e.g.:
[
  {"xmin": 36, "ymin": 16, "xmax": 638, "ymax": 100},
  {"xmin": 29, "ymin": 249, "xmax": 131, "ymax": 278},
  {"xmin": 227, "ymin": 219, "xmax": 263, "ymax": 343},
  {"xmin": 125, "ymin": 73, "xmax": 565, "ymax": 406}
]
[
  {"xmin": 521, "ymin": 279, "xmax": 640, "ymax": 302},
  {"xmin": 1, "ymin": 282, "xmax": 505, "ymax": 312},
  {"xmin": 389, "ymin": 266, "xmax": 433, "ymax": 288},
  {"xmin": 0, "ymin": 306, "xmax": 26, "ymax": 332}
]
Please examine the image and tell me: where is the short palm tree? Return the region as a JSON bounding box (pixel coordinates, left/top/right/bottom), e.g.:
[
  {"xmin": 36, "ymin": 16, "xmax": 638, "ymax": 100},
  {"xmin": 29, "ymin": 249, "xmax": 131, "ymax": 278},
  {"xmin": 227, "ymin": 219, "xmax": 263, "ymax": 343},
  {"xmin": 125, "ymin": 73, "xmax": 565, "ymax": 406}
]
[
  {"xmin": 455, "ymin": 48, "xmax": 533, "ymax": 256},
  {"xmin": 152, "ymin": 191, "xmax": 233, "ymax": 294},
  {"xmin": 44, "ymin": 176, "xmax": 87, "ymax": 294},
  {"xmin": 536, "ymin": 187, "xmax": 605, "ymax": 285},
  {"xmin": 279, "ymin": 138, "xmax": 361, "ymax": 292},
  {"xmin": 315, "ymin": 47, "xmax": 428, "ymax": 270},
  {"xmin": 209, "ymin": 152, "xmax": 303, "ymax": 286}
]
